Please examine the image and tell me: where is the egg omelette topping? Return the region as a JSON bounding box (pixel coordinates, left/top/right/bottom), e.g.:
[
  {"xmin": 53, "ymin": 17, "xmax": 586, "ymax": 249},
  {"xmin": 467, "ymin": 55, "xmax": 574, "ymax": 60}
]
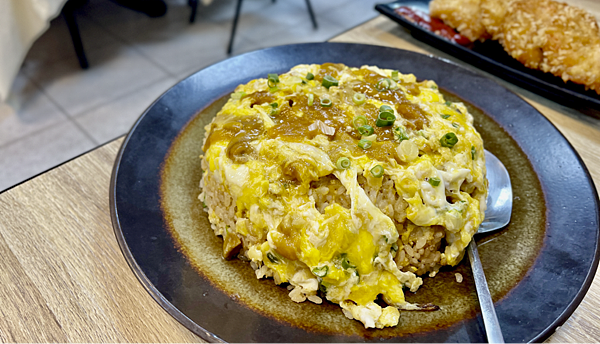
[{"xmin": 199, "ymin": 63, "xmax": 487, "ymax": 329}]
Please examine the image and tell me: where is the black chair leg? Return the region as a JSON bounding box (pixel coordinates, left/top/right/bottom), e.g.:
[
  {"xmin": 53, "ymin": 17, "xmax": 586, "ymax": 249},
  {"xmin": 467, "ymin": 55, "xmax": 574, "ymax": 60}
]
[
  {"xmin": 62, "ymin": 1, "xmax": 89, "ymax": 69},
  {"xmin": 188, "ymin": 0, "xmax": 198, "ymax": 23},
  {"xmin": 305, "ymin": 0, "xmax": 317, "ymax": 29},
  {"xmin": 227, "ymin": 0, "xmax": 243, "ymax": 55}
]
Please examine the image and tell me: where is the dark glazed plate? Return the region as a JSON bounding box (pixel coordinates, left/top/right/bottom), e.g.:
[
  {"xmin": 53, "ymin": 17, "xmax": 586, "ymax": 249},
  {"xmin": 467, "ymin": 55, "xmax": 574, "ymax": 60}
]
[
  {"xmin": 110, "ymin": 43, "xmax": 600, "ymax": 342},
  {"xmin": 375, "ymin": 0, "xmax": 600, "ymax": 111}
]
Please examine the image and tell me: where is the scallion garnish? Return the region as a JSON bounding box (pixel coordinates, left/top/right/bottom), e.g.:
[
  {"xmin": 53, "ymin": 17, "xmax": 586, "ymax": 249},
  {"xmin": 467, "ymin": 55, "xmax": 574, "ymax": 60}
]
[
  {"xmin": 358, "ymin": 125, "xmax": 374, "ymax": 136},
  {"xmin": 358, "ymin": 139, "xmax": 373, "ymax": 149},
  {"xmin": 340, "ymin": 253, "xmax": 355, "ymax": 269},
  {"xmin": 376, "ymin": 112, "xmax": 396, "ymax": 127},
  {"xmin": 375, "ymin": 78, "xmax": 392, "ymax": 92},
  {"xmin": 370, "ymin": 165, "xmax": 384, "ymax": 178},
  {"xmin": 320, "ymin": 98, "xmax": 332, "ymax": 107},
  {"xmin": 336, "ymin": 157, "xmax": 351, "ymax": 170},
  {"xmin": 308, "ymin": 93, "xmax": 314, "ymax": 106},
  {"xmin": 353, "ymin": 93, "xmax": 366, "ymax": 105},
  {"xmin": 379, "ymin": 105, "xmax": 393, "ymax": 113},
  {"xmin": 267, "ymin": 252, "xmax": 280, "ymax": 263},
  {"xmin": 391, "ymin": 70, "xmax": 399, "ymax": 81},
  {"xmin": 428, "ymin": 177, "xmax": 441, "ymax": 187},
  {"xmin": 269, "ymin": 102, "xmax": 279, "ymax": 116},
  {"xmin": 452, "ymin": 122, "xmax": 460, "ymax": 128},
  {"xmin": 440, "ymin": 132, "xmax": 458, "ymax": 148},
  {"xmin": 394, "ymin": 126, "xmax": 409, "ymax": 141},
  {"xmin": 445, "ymin": 101, "xmax": 451, "ymax": 106},
  {"xmin": 322, "ymin": 75, "xmax": 339, "ymax": 89},
  {"xmin": 306, "ymin": 72, "xmax": 314, "ymax": 80},
  {"xmin": 312, "ymin": 266, "xmax": 328, "ymax": 277},
  {"xmin": 441, "ymin": 114, "xmax": 451, "ymax": 119},
  {"xmin": 352, "ymin": 115, "xmax": 368, "ymax": 129},
  {"xmin": 267, "ymin": 73, "xmax": 279, "ymax": 88},
  {"xmin": 471, "ymin": 146, "xmax": 476, "ymax": 160},
  {"xmin": 231, "ymin": 91, "xmax": 246, "ymax": 100}
]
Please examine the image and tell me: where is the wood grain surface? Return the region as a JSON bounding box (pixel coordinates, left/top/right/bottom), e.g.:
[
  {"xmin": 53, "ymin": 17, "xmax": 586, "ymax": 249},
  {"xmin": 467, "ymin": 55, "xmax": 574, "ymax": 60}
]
[{"xmin": 1, "ymin": 1, "xmax": 599, "ymax": 341}]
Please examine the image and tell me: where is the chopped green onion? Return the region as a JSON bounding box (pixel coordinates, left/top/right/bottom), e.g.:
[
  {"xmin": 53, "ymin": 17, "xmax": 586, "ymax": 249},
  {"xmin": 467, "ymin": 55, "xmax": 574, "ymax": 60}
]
[
  {"xmin": 353, "ymin": 93, "xmax": 366, "ymax": 105},
  {"xmin": 471, "ymin": 146, "xmax": 476, "ymax": 160},
  {"xmin": 431, "ymin": 85, "xmax": 438, "ymax": 90},
  {"xmin": 267, "ymin": 252, "xmax": 280, "ymax": 263},
  {"xmin": 340, "ymin": 253, "xmax": 355, "ymax": 269},
  {"xmin": 376, "ymin": 111, "xmax": 396, "ymax": 127},
  {"xmin": 380, "ymin": 105, "xmax": 393, "ymax": 113},
  {"xmin": 336, "ymin": 157, "xmax": 351, "ymax": 170},
  {"xmin": 267, "ymin": 73, "xmax": 279, "ymax": 88},
  {"xmin": 440, "ymin": 132, "xmax": 459, "ymax": 148},
  {"xmin": 270, "ymin": 102, "xmax": 278, "ymax": 116},
  {"xmin": 428, "ymin": 177, "xmax": 441, "ymax": 187},
  {"xmin": 370, "ymin": 165, "xmax": 384, "ymax": 178},
  {"xmin": 306, "ymin": 72, "xmax": 314, "ymax": 80},
  {"xmin": 375, "ymin": 78, "xmax": 392, "ymax": 92},
  {"xmin": 307, "ymin": 93, "xmax": 314, "ymax": 106},
  {"xmin": 312, "ymin": 266, "xmax": 328, "ymax": 277},
  {"xmin": 391, "ymin": 242, "xmax": 399, "ymax": 252},
  {"xmin": 322, "ymin": 75, "xmax": 339, "ymax": 89},
  {"xmin": 358, "ymin": 139, "xmax": 373, "ymax": 149},
  {"xmin": 394, "ymin": 126, "xmax": 409, "ymax": 141},
  {"xmin": 441, "ymin": 114, "xmax": 451, "ymax": 119},
  {"xmin": 391, "ymin": 70, "xmax": 399, "ymax": 81},
  {"xmin": 320, "ymin": 98, "xmax": 332, "ymax": 107},
  {"xmin": 358, "ymin": 125, "xmax": 374, "ymax": 136},
  {"xmin": 352, "ymin": 115, "xmax": 368, "ymax": 129},
  {"xmin": 230, "ymin": 91, "xmax": 246, "ymax": 100},
  {"xmin": 452, "ymin": 122, "xmax": 460, "ymax": 128},
  {"xmin": 445, "ymin": 101, "xmax": 452, "ymax": 106},
  {"xmin": 319, "ymin": 282, "xmax": 327, "ymax": 293},
  {"xmin": 301, "ymin": 80, "xmax": 307, "ymax": 85}
]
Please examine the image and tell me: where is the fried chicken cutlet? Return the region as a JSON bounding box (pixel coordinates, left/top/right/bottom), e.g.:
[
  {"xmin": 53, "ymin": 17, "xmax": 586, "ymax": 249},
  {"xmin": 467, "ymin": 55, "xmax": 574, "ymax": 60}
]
[
  {"xmin": 429, "ymin": 0, "xmax": 600, "ymax": 94},
  {"xmin": 501, "ymin": 0, "xmax": 600, "ymax": 93},
  {"xmin": 429, "ymin": 0, "xmax": 490, "ymax": 41}
]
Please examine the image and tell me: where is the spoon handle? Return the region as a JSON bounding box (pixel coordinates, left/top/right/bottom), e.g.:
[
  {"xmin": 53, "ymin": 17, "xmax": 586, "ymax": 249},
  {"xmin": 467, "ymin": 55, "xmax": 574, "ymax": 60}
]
[{"xmin": 468, "ymin": 239, "xmax": 505, "ymax": 343}]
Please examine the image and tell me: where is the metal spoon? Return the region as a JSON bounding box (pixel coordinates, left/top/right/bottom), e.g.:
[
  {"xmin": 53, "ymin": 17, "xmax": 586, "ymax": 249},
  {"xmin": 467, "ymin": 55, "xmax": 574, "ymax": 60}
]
[{"xmin": 469, "ymin": 150, "xmax": 512, "ymax": 343}]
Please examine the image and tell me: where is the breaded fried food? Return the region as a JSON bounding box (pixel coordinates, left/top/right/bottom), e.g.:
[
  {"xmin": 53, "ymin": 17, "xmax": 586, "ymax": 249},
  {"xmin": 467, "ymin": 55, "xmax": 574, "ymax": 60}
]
[
  {"xmin": 429, "ymin": 0, "xmax": 600, "ymax": 94},
  {"xmin": 429, "ymin": 0, "xmax": 490, "ymax": 42},
  {"xmin": 480, "ymin": 0, "xmax": 516, "ymax": 41},
  {"xmin": 501, "ymin": 0, "xmax": 600, "ymax": 92}
]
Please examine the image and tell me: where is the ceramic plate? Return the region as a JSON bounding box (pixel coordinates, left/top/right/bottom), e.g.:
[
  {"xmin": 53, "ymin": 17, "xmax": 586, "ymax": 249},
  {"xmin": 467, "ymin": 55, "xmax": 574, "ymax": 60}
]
[
  {"xmin": 110, "ymin": 43, "xmax": 599, "ymax": 342},
  {"xmin": 375, "ymin": 0, "xmax": 600, "ymax": 111}
]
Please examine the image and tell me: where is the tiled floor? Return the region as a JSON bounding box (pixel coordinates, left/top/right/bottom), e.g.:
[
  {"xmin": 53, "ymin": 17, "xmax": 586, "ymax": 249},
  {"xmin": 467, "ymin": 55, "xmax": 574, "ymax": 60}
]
[{"xmin": 0, "ymin": 0, "xmax": 381, "ymax": 192}]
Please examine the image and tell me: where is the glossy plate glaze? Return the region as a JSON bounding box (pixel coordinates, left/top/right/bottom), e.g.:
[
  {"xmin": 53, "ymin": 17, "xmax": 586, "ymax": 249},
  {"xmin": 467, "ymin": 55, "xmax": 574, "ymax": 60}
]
[
  {"xmin": 110, "ymin": 43, "xmax": 600, "ymax": 343},
  {"xmin": 375, "ymin": 0, "xmax": 600, "ymax": 111}
]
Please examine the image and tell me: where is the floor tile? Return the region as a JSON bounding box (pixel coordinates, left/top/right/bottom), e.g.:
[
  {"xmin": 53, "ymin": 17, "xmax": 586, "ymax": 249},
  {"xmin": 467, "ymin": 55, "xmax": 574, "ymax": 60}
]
[
  {"xmin": 24, "ymin": 44, "xmax": 169, "ymax": 117},
  {"xmin": 322, "ymin": 0, "xmax": 382, "ymax": 29},
  {"xmin": 0, "ymin": 74, "xmax": 69, "ymax": 147},
  {"xmin": 74, "ymin": 77, "xmax": 178, "ymax": 144},
  {"xmin": 235, "ymin": 11, "xmax": 348, "ymax": 50},
  {"xmin": 0, "ymin": 121, "xmax": 96, "ymax": 192}
]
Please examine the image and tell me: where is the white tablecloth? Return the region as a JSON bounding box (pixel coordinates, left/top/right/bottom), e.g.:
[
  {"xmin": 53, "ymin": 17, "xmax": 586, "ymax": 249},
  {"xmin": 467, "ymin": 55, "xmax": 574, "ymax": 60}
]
[{"xmin": 0, "ymin": 0, "xmax": 68, "ymax": 101}]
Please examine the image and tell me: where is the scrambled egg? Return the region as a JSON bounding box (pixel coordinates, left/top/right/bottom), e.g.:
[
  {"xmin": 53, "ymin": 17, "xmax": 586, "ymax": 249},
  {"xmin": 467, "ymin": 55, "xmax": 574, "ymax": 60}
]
[{"xmin": 199, "ymin": 63, "xmax": 487, "ymax": 328}]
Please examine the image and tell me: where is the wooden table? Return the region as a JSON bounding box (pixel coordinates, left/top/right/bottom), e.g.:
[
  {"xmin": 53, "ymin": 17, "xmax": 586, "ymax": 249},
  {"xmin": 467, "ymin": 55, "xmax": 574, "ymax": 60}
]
[{"xmin": 1, "ymin": 3, "xmax": 600, "ymax": 342}]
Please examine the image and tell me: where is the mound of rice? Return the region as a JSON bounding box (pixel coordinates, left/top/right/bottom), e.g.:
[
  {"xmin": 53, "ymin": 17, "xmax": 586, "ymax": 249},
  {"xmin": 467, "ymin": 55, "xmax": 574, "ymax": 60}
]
[{"xmin": 199, "ymin": 63, "xmax": 487, "ymax": 328}]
